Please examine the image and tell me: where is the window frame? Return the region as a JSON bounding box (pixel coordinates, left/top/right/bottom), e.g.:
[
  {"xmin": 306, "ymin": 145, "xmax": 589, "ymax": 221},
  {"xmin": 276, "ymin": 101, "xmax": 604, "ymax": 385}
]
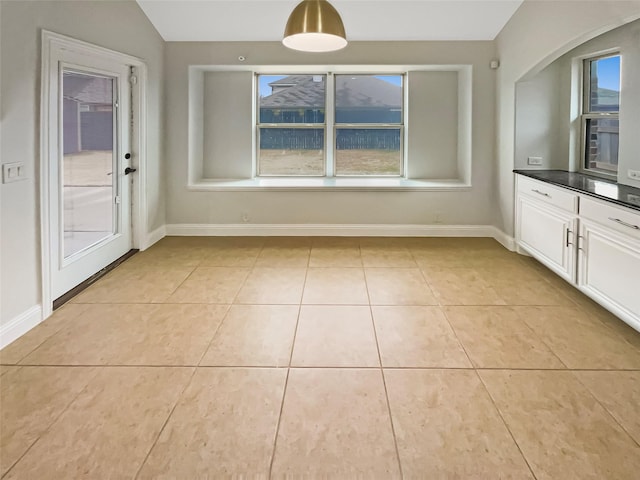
[
  {"xmin": 333, "ymin": 73, "xmax": 405, "ymax": 178},
  {"xmin": 256, "ymin": 71, "xmax": 406, "ymax": 178},
  {"xmin": 580, "ymin": 52, "xmax": 620, "ymax": 179},
  {"xmin": 256, "ymin": 73, "xmax": 328, "ymax": 177}
]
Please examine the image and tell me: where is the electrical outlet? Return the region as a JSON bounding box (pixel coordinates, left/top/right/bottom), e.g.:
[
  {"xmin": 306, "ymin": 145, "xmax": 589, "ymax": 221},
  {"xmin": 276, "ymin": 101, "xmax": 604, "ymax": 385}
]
[
  {"xmin": 2, "ymin": 162, "xmax": 26, "ymax": 183},
  {"xmin": 628, "ymin": 169, "xmax": 640, "ymax": 180},
  {"xmin": 627, "ymin": 194, "xmax": 640, "ymax": 207},
  {"xmin": 527, "ymin": 156, "xmax": 543, "ymax": 166}
]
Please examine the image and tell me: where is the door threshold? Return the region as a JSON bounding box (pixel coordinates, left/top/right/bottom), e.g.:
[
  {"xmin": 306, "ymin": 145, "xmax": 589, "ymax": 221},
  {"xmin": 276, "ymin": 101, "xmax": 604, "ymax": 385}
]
[{"xmin": 53, "ymin": 249, "xmax": 139, "ymax": 310}]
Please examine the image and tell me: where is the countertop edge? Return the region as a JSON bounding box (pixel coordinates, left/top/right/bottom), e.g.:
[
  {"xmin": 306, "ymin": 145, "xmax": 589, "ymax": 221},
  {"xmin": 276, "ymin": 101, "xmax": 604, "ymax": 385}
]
[{"xmin": 513, "ymin": 169, "xmax": 640, "ymax": 212}]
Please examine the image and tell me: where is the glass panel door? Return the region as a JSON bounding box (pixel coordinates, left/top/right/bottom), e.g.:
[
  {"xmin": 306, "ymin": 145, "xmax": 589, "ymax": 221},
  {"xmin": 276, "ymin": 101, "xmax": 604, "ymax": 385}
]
[{"xmin": 62, "ymin": 70, "xmax": 117, "ymax": 258}]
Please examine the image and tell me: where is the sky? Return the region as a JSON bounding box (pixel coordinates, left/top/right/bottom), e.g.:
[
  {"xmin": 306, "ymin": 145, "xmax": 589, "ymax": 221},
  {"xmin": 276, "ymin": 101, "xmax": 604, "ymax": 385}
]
[
  {"xmin": 596, "ymin": 55, "xmax": 621, "ymax": 91},
  {"xmin": 258, "ymin": 74, "xmax": 402, "ymax": 97}
]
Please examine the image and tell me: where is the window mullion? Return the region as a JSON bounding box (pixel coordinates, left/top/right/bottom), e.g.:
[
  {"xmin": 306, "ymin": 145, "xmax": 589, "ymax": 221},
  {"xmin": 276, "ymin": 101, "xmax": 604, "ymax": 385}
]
[{"xmin": 326, "ymin": 73, "xmax": 335, "ymax": 178}]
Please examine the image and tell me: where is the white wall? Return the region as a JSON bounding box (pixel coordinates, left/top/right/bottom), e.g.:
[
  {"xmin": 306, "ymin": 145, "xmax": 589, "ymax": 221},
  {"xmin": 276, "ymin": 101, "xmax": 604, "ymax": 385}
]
[
  {"xmin": 514, "ymin": 61, "xmax": 564, "ymax": 170},
  {"xmin": 495, "ymin": 0, "xmax": 640, "ymax": 235},
  {"xmin": 558, "ymin": 19, "xmax": 640, "ymax": 184},
  {"xmin": 514, "ymin": 19, "xmax": 640, "ymax": 178},
  {"xmin": 406, "ymin": 71, "xmax": 459, "ymax": 179},
  {"xmin": 0, "ymin": 0, "xmax": 164, "ymax": 328},
  {"xmin": 203, "ymin": 71, "xmax": 253, "ymax": 179},
  {"xmin": 165, "ymin": 41, "xmax": 497, "ymax": 227}
]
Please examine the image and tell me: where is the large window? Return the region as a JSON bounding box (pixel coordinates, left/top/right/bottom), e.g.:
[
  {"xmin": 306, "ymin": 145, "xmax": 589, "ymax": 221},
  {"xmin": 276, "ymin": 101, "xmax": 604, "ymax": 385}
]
[
  {"xmin": 582, "ymin": 54, "xmax": 620, "ymax": 177},
  {"xmin": 258, "ymin": 73, "xmax": 404, "ymax": 177}
]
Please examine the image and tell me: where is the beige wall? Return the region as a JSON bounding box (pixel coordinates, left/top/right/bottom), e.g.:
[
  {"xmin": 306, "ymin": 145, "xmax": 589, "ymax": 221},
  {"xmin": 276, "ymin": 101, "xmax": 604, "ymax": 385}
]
[
  {"xmin": 0, "ymin": 0, "xmax": 164, "ymax": 327},
  {"xmin": 495, "ymin": 0, "xmax": 640, "ymax": 235},
  {"xmin": 514, "ymin": 19, "xmax": 640, "ymax": 178},
  {"xmin": 165, "ymin": 41, "xmax": 497, "ymax": 226}
]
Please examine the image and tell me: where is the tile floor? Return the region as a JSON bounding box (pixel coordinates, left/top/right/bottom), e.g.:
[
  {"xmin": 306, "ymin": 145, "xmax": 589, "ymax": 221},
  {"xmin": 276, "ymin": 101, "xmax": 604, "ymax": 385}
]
[{"xmin": 1, "ymin": 236, "xmax": 640, "ymax": 478}]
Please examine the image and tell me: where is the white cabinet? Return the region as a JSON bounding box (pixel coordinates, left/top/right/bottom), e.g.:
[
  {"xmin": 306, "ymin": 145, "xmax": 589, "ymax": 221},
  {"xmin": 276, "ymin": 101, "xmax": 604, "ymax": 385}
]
[
  {"xmin": 515, "ymin": 174, "xmax": 640, "ymax": 332},
  {"xmin": 577, "ymin": 202, "xmax": 640, "ymax": 332},
  {"xmin": 515, "ymin": 176, "xmax": 578, "ymax": 282}
]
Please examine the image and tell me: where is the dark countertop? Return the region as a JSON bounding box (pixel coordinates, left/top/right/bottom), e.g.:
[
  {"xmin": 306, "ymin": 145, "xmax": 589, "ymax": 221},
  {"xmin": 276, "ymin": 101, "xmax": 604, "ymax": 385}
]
[{"xmin": 514, "ymin": 169, "xmax": 640, "ymax": 212}]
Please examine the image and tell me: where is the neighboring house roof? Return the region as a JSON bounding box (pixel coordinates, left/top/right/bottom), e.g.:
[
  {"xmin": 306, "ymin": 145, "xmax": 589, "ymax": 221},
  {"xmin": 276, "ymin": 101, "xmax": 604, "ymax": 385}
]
[
  {"xmin": 595, "ymin": 87, "xmax": 619, "ymax": 106},
  {"xmin": 63, "ymin": 73, "xmax": 113, "ymax": 105},
  {"xmin": 260, "ymin": 75, "xmax": 401, "ymax": 109}
]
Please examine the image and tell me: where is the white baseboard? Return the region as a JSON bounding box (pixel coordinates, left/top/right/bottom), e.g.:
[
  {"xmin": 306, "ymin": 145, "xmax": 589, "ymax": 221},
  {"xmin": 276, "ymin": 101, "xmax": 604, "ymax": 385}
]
[
  {"xmin": 0, "ymin": 305, "xmax": 42, "ymax": 350},
  {"xmin": 165, "ymin": 223, "xmax": 513, "ymax": 243},
  {"xmin": 491, "ymin": 227, "xmax": 516, "ymax": 251},
  {"xmin": 141, "ymin": 225, "xmax": 166, "ymax": 250}
]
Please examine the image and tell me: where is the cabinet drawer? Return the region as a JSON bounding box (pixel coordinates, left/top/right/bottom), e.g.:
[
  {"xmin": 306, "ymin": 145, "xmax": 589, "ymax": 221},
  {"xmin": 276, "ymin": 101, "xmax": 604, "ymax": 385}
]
[
  {"xmin": 517, "ymin": 175, "xmax": 578, "ymax": 213},
  {"xmin": 580, "ymin": 196, "xmax": 640, "ymax": 241}
]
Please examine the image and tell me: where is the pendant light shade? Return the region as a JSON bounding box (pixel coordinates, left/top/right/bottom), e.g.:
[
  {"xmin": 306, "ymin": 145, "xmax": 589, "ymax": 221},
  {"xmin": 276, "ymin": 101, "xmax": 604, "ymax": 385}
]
[{"xmin": 283, "ymin": 0, "xmax": 347, "ymax": 52}]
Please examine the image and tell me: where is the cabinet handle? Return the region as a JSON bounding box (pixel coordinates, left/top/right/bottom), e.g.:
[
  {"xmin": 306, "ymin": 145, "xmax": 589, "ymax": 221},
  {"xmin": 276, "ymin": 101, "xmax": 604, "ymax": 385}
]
[
  {"xmin": 531, "ymin": 189, "xmax": 551, "ymax": 198},
  {"xmin": 566, "ymin": 228, "xmax": 572, "ymax": 247},
  {"xmin": 577, "ymin": 235, "xmax": 585, "ymax": 251},
  {"xmin": 608, "ymin": 217, "xmax": 640, "ymax": 230}
]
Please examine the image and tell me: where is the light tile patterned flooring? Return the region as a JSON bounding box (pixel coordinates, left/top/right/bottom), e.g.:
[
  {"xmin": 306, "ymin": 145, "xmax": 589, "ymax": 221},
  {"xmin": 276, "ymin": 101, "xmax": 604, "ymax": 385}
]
[{"xmin": 1, "ymin": 236, "xmax": 640, "ymax": 478}]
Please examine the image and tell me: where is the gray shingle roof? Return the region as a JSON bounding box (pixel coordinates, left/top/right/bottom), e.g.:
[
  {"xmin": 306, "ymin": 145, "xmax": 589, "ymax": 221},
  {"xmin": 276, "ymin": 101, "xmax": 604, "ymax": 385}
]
[
  {"xmin": 63, "ymin": 73, "xmax": 113, "ymax": 105},
  {"xmin": 260, "ymin": 75, "xmax": 401, "ymax": 109}
]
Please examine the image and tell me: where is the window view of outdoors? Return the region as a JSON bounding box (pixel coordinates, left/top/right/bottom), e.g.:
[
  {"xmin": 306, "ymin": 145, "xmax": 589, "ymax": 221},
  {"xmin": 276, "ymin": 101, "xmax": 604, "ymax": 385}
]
[
  {"xmin": 258, "ymin": 75, "xmax": 326, "ymax": 176},
  {"xmin": 335, "ymin": 75, "xmax": 402, "ymax": 176},
  {"xmin": 62, "ymin": 70, "xmax": 116, "ymax": 257},
  {"xmin": 258, "ymin": 74, "xmax": 403, "ymax": 176},
  {"xmin": 585, "ymin": 55, "xmax": 620, "ymax": 175}
]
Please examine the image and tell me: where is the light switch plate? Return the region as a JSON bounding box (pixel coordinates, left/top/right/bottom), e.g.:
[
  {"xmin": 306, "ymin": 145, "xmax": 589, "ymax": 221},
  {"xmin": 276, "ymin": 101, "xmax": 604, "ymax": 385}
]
[
  {"xmin": 2, "ymin": 162, "xmax": 26, "ymax": 183},
  {"xmin": 527, "ymin": 156, "xmax": 543, "ymax": 166}
]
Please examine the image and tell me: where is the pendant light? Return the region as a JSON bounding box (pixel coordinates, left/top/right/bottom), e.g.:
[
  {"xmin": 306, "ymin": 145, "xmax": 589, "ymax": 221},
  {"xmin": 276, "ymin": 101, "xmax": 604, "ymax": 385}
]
[{"xmin": 283, "ymin": 0, "xmax": 347, "ymax": 53}]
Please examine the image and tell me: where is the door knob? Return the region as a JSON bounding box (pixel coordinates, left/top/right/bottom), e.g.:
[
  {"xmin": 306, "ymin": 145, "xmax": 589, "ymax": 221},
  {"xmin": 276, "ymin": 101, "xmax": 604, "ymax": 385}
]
[{"xmin": 124, "ymin": 167, "xmax": 137, "ymax": 175}]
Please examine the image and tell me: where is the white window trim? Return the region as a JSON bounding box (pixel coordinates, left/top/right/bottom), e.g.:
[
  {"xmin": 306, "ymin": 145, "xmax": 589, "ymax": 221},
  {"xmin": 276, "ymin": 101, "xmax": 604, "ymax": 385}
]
[
  {"xmin": 579, "ymin": 51, "xmax": 620, "ymax": 180},
  {"xmin": 188, "ymin": 64, "xmax": 473, "ymax": 191}
]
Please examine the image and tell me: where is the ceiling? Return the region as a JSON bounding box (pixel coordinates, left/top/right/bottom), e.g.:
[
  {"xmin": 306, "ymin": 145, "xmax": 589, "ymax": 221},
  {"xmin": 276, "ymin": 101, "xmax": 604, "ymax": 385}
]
[{"xmin": 136, "ymin": 0, "xmax": 524, "ymax": 42}]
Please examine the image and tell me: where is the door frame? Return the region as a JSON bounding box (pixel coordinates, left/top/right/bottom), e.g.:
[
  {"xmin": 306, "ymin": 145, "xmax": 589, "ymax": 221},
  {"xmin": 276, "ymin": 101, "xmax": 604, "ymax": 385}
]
[{"xmin": 40, "ymin": 30, "xmax": 148, "ymax": 319}]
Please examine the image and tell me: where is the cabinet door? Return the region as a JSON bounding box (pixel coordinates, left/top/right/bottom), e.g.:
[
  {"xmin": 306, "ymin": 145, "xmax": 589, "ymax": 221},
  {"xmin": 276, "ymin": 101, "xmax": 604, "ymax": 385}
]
[
  {"xmin": 578, "ymin": 221, "xmax": 640, "ymax": 332},
  {"xmin": 516, "ymin": 195, "xmax": 577, "ymax": 282}
]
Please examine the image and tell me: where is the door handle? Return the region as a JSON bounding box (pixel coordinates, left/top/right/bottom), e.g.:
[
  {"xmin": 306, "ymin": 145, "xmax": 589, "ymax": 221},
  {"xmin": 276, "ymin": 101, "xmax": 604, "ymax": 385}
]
[{"xmin": 124, "ymin": 167, "xmax": 137, "ymax": 175}]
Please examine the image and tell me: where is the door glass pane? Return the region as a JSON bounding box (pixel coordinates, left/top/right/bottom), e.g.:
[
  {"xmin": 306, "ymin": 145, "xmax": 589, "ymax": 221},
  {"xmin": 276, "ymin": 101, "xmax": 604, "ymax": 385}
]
[{"xmin": 62, "ymin": 70, "xmax": 116, "ymax": 258}]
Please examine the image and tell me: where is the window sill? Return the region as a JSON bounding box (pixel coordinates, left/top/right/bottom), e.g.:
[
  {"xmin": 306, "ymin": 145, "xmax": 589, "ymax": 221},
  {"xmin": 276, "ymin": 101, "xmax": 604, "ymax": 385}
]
[{"xmin": 187, "ymin": 177, "xmax": 471, "ymax": 192}]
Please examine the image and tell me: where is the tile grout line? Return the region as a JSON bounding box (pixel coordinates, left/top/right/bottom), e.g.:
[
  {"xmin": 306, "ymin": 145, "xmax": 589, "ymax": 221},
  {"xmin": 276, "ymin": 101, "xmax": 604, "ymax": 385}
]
[
  {"xmin": 132, "ymin": 365, "xmax": 199, "ymax": 480},
  {"xmin": 439, "ymin": 307, "xmax": 475, "ymax": 368},
  {"xmin": 570, "ymin": 372, "xmax": 640, "ymax": 449},
  {"xmin": 364, "ymin": 269, "xmax": 404, "ymax": 479},
  {"xmin": 439, "ymin": 304, "xmax": 537, "ymax": 478},
  {"xmin": 1, "ymin": 366, "xmax": 101, "ymax": 479},
  {"xmin": 8, "ymin": 364, "xmax": 640, "ymax": 371},
  {"xmin": 4, "ymin": 305, "xmax": 89, "ymax": 366},
  {"xmin": 517, "ymin": 310, "xmax": 570, "ymax": 369},
  {"xmin": 268, "ymin": 265, "xmax": 308, "ymax": 479},
  {"xmin": 474, "ymin": 370, "xmax": 539, "ymax": 480},
  {"xmin": 414, "ymin": 258, "xmax": 441, "ymax": 308},
  {"xmin": 190, "ymin": 240, "xmax": 263, "ymax": 364},
  {"xmin": 133, "ymin": 240, "xmax": 260, "ymax": 478}
]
